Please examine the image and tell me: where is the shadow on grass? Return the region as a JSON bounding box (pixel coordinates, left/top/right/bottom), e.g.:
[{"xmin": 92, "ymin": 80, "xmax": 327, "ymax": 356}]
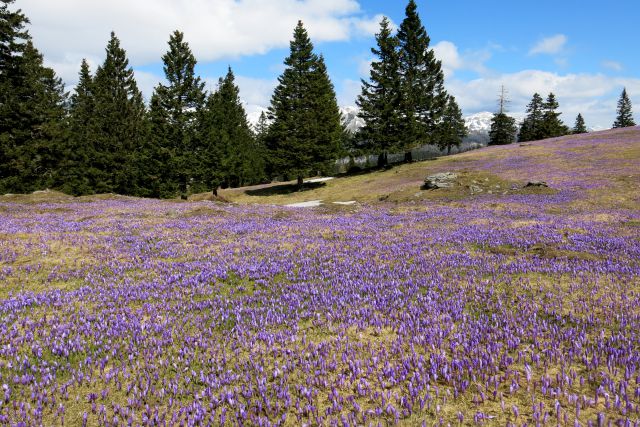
[{"xmin": 245, "ymin": 181, "xmax": 327, "ymax": 197}]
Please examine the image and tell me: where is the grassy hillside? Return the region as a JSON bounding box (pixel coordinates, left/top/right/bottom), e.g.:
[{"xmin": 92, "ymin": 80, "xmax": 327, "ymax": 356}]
[
  {"xmin": 220, "ymin": 126, "xmax": 640, "ymax": 210},
  {"xmin": 0, "ymin": 127, "xmax": 638, "ymax": 426}
]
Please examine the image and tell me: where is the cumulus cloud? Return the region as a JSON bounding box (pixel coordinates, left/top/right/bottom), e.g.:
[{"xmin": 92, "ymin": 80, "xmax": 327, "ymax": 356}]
[
  {"xmin": 432, "ymin": 41, "xmax": 462, "ymax": 78},
  {"xmin": 431, "ymin": 41, "xmax": 492, "ymax": 79},
  {"xmin": 529, "ymin": 34, "xmax": 567, "ymax": 55},
  {"xmin": 446, "ymin": 70, "xmax": 640, "ymax": 129},
  {"xmin": 20, "ymin": 0, "xmax": 381, "ymax": 73},
  {"xmin": 351, "ymin": 14, "xmax": 396, "ymax": 37}
]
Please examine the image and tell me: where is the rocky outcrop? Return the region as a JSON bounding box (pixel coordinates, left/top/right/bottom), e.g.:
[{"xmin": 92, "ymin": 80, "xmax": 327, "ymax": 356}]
[{"xmin": 423, "ymin": 172, "xmax": 458, "ymax": 189}]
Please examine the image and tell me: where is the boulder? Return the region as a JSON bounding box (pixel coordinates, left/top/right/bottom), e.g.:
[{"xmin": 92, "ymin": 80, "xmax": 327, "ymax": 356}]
[
  {"xmin": 524, "ymin": 181, "xmax": 549, "ymax": 188},
  {"xmin": 423, "ymin": 172, "xmax": 458, "ymax": 189},
  {"xmin": 468, "ymin": 184, "xmax": 483, "ymax": 194}
]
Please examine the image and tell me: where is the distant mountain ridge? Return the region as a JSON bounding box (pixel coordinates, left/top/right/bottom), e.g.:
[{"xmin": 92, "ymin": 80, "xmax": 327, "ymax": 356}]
[{"xmin": 250, "ymin": 106, "xmax": 528, "ymax": 144}]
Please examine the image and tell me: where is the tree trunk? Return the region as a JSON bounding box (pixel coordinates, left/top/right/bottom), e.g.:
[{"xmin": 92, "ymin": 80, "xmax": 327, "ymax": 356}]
[
  {"xmin": 212, "ymin": 186, "xmax": 218, "ymax": 197},
  {"xmin": 447, "ymin": 145, "xmax": 451, "ymax": 155},
  {"xmin": 297, "ymin": 175, "xmax": 304, "ymax": 191},
  {"xmin": 404, "ymin": 151, "xmax": 413, "ymax": 163},
  {"xmin": 377, "ymin": 151, "xmax": 389, "ymax": 169}
]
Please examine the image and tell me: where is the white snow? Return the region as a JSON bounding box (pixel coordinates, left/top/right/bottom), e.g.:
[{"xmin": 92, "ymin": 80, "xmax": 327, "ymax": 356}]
[
  {"xmin": 305, "ymin": 177, "xmax": 334, "ymax": 183},
  {"xmin": 285, "ymin": 200, "xmax": 323, "ymax": 208},
  {"xmin": 333, "ymin": 201, "xmax": 356, "ymax": 205}
]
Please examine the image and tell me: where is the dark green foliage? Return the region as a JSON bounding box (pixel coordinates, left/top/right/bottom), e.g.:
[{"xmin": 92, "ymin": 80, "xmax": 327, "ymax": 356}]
[
  {"xmin": 266, "ymin": 21, "xmax": 342, "ymax": 186},
  {"xmin": 572, "ymin": 113, "xmax": 588, "ymax": 134},
  {"xmin": 254, "ymin": 111, "xmax": 269, "ymax": 142},
  {"xmin": 518, "ymin": 93, "xmax": 544, "ymax": 142},
  {"xmin": 613, "ymin": 88, "xmax": 636, "ymax": 128},
  {"xmin": 148, "ymin": 30, "xmax": 206, "ymax": 197},
  {"xmin": 541, "ymin": 93, "xmax": 568, "ymax": 138},
  {"xmin": 90, "ymin": 32, "xmax": 147, "ymax": 195},
  {"xmin": 437, "ymin": 95, "xmax": 467, "ymax": 154},
  {"xmin": 489, "ymin": 113, "xmax": 517, "ymax": 145},
  {"xmin": 397, "ymin": 0, "xmax": 448, "ymax": 150},
  {"xmin": 356, "ymin": 16, "xmax": 402, "ymax": 164},
  {"xmin": 520, "ymin": 92, "xmax": 568, "ymax": 141},
  {"xmin": 199, "ymin": 67, "xmax": 264, "ymax": 191},
  {"xmin": 0, "ymin": 1, "xmax": 67, "ymax": 194},
  {"xmin": 60, "ymin": 59, "xmax": 99, "ymax": 195}
]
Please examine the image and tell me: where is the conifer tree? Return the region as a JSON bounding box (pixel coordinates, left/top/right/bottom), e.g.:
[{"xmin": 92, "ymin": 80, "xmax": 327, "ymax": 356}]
[
  {"xmin": 356, "ymin": 16, "xmax": 401, "ymax": 167},
  {"xmin": 149, "ymin": 30, "xmax": 205, "ymax": 197},
  {"xmin": 489, "ymin": 114, "xmax": 517, "ymax": 145},
  {"xmin": 489, "ymin": 86, "xmax": 517, "ymax": 146},
  {"xmin": 266, "ymin": 21, "xmax": 341, "ymax": 188},
  {"xmin": 61, "ymin": 59, "xmax": 98, "ymax": 195},
  {"xmin": 0, "ymin": 2, "xmax": 67, "ymax": 193},
  {"xmin": 612, "ymin": 88, "xmax": 636, "ymax": 128},
  {"xmin": 518, "ymin": 93, "xmax": 545, "ymax": 142},
  {"xmin": 0, "ymin": 0, "xmax": 31, "ymax": 191},
  {"xmin": 397, "ymin": 0, "xmax": 447, "ymax": 153},
  {"xmin": 572, "ymin": 113, "xmax": 587, "ymax": 134},
  {"xmin": 200, "ymin": 67, "xmax": 263, "ymax": 191},
  {"xmin": 254, "ymin": 111, "xmax": 270, "ymax": 141},
  {"xmin": 541, "ymin": 93, "xmax": 568, "ymax": 138},
  {"xmin": 437, "ymin": 95, "xmax": 467, "ymax": 154},
  {"xmin": 91, "ymin": 32, "xmax": 147, "ymax": 195}
]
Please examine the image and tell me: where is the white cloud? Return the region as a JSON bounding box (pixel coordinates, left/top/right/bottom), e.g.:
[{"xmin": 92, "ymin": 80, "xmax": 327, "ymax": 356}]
[
  {"xmin": 431, "ymin": 41, "xmax": 491, "ymax": 79},
  {"xmin": 602, "ymin": 60, "xmax": 623, "ymax": 72},
  {"xmin": 432, "ymin": 41, "xmax": 462, "ymax": 78},
  {"xmin": 351, "ymin": 14, "xmax": 397, "ymax": 36},
  {"xmin": 529, "ymin": 34, "xmax": 567, "ymax": 55},
  {"xmin": 20, "ymin": 0, "xmax": 379, "ymax": 73},
  {"xmin": 446, "ymin": 70, "xmax": 640, "ymax": 129}
]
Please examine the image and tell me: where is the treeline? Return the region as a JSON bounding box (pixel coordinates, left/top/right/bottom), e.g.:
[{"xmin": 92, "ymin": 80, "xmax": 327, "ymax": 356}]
[
  {"xmin": 1, "ymin": 0, "xmax": 469, "ymax": 196},
  {"xmin": 488, "ymin": 89, "xmax": 636, "ymax": 146},
  {"xmin": 354, "ymin": 1, "xmax": 466, "ymax": 166},
  {"xmin": 0, "ymin": 0, "xmax": 269, "ymax": 197},
  {"xmin": 0, "ymin": 1, "xmax": 341, "ymax": 196}
]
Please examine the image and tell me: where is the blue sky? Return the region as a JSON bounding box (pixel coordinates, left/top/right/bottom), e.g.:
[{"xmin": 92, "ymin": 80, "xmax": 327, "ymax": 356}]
[{"xmin": 19, "ymin": 0, "xmax": 640, "ymax": 128}]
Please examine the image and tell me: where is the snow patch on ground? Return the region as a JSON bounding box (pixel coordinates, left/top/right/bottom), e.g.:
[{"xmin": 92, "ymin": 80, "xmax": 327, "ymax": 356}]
[
  {"xmin": 305, "ymin": 177, "xmax": 334, "ymax": 183},
  {"xmin": 285, "ymin": 200, "xmax": 323, "ymax": 208},
  {"xmin": 333, "ymin": 201, "xmax": 356, "ymax": 205}
]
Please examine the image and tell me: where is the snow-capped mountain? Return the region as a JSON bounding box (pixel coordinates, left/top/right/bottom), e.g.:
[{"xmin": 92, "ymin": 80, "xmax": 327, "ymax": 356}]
[
  {"xmin": 340, "ymin": 106, "xmax": 365, "ymax": 133},
  {"xmin": 340, "ymin": 107, "xmax": 505, "ymax": 137},
  {"xmin": 250, "ymin": 105, "xmax": 527, "ymax": 143},
  {"xmin": 464, "ymin": 111, "xmax": 495, "ymax": 133}
]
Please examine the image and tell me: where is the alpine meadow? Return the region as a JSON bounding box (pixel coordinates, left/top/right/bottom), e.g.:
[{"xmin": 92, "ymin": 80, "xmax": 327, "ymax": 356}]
[{"xmin": 1, "ymin": 0, "xmax": 639, "ymax": 426}]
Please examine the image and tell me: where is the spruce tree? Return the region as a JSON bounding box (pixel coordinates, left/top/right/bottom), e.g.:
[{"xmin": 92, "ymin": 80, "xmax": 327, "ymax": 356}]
[
  {"xmin": 18, "ymin": 42, "xmax": 68, "ymax": 191},
  {"xmin": 541, "ymin": 93, "xmax": 568, "ymax": 138},
  {"xmin": 489, "ymin": 113, "xmax": 517, "ymax": 145},
  {"xmin": 397, "ymin": 0, "xmax": 447, "ymax": 153},
  {"xmin": 62, "ymin": 59, "xmax": 98, "ymax": 195},
  {"xmin": 0, "ymin": 0, "xmax": 31, "ymax": 192},
  {"xmin": 254, "ymin": 111, "xmax": 270, "ymax": 141},
  {"xmin": 266, "ymin": 21, "xmax": 341, "ymax": 188},
  {"xmin": 437, "ymin": 95, "xmax": 467, "ymax": 154},
  {"xmin": 91, "ymin": 32, "xmax": 147, "ymax": 195},
  {"xmin": 149, "ymin": 30, "xmax": 205, "ymax": 197},
  {"xmin": 612, "ymin": 88, "xmax": 636, "ymax": 128},
  {"xmin": 0, "ymin": 2, "xmax": 67, "ymax": 194},
  {"xmin": 572, "ymin": 113, "xmax": 587, "ymax": 134},
  {"xmin": 356, "ymin": 16, "xmax": 401, "ymax": 167},
  {"xmin": 518, "ymin": 93, "xmax": 545, "ymax": 142},
  {"xmin": 201, "ymin": 67, "xmax": 263, "ymax": 190},
  {"xmin": 489, "ymin": 86, "xmax": 517, "ymax": 146}
]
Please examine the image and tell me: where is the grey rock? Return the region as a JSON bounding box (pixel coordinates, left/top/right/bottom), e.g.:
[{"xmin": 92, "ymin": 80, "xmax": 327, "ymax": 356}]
[
  {"xmin": 423, "ymin": 172, "xmax": 458, "ymax": 189},
  {"xmin": 469, "ymin": 185, "xmax": 483, "ymax": 193}
]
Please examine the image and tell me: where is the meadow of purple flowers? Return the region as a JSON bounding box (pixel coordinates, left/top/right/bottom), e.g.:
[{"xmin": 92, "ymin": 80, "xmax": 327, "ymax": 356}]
[{"xmin": 0, "ymin": 128, "xmax": 639, "ymax": 426}]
